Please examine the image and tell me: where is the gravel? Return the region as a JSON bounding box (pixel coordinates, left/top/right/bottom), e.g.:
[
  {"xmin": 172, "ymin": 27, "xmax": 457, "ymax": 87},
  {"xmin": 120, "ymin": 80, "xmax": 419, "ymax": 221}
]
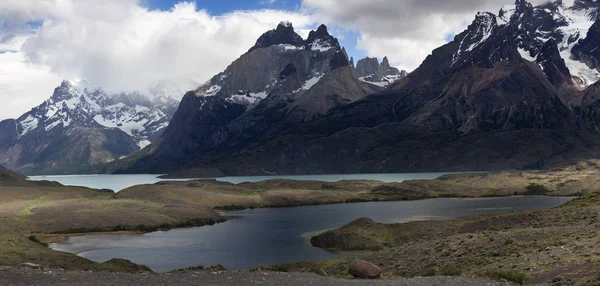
[{"xmin": 0, "ymin": 266, "xmax": 514, "ymax": 286}]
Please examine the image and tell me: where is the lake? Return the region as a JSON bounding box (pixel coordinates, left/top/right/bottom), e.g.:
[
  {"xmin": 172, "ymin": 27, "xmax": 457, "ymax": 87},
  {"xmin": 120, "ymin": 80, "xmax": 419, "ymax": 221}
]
[
  {"xmin": 51, "ymin": 196, "xmax": 572, "ymax": 272},
  {"xmin": 28, "ymin": 172, "xmax": 464, "ymax": 192}
]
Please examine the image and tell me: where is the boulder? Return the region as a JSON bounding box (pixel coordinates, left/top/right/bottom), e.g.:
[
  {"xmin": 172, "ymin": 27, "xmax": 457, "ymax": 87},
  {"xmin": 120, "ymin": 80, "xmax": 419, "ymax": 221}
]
[{"xmin": 348, "ymin": 259, "xmax": 381, "ymax": 279}]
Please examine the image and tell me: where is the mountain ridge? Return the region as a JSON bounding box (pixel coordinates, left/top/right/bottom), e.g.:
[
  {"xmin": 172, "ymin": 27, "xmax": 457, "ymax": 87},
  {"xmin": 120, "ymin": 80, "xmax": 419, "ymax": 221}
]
[{"xmin": 0, "ymin": 81, "xmax": 180, "ymax": 174}]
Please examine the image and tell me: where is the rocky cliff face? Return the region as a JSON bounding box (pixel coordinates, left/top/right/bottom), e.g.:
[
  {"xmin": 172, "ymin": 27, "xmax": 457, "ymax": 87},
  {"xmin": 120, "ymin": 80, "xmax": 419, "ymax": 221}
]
[
  {"xmin": 355, "ymin": 56, "xmax": 407, "ymax": 87},
  {"xmin": 119, "ymin": 0, "xmax": 600, "ymax": 176},
  {"xmin": 0, "ymin": 81, "xmax": 180, "ymax": 174}
]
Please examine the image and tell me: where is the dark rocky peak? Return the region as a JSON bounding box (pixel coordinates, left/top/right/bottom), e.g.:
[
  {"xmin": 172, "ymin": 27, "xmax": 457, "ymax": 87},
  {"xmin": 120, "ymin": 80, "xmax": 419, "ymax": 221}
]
[
  {"xmin": 537, "ymin": 39, "xmax": 573, "ymax": 86},
  {"xmin": 306, "ymin": 24, "xmax": 331, "ymax": 43},
  {"xmin": 248, "ymin": 21, "xmax": 304, "ymax": 53},
  {"xmin": 451, "ymin": 12, "xmax": 505, "ymax": 68},
  {"xmin": 305, "ymin": 24, "xmax": 340, "ymax": 52}
]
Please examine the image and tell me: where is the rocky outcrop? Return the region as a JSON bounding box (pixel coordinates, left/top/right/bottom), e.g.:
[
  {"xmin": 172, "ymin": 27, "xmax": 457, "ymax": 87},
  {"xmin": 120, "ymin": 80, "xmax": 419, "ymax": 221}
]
[{"xmin": 355, "ymin": 56, "xmax": 406, "ymax": 87}]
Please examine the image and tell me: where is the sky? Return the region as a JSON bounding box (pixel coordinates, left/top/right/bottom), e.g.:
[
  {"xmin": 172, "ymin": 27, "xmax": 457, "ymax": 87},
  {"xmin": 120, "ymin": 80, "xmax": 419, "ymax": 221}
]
[{"xmin": 0, "ymin": 0, "xmax": 552, "ymax": 120}]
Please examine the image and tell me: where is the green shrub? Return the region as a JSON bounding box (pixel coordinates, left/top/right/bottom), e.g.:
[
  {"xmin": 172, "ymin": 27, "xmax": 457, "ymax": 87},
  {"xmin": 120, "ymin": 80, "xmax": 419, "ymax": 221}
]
[
  {"xmin": 439, "ymin": 263, "xmax": 464, "ymax": 276},
  {"xmin": 524, "ymin": 183, "xmax": 550, "ymax": 195},
  {"xmin": 423, "ymin": 267, "xmax": 437, "ymax": 276}
]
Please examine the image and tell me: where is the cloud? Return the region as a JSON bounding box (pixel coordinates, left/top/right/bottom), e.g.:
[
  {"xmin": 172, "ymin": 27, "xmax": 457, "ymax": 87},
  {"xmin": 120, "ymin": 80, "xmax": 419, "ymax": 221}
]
[
  {"xmin": 302, "ymin": 0, "xmax": 552, "ymax": 71},
  {"xmin": 0, "ymin": 51, "xmax": 62, "ymax": 119},
  {"xmin": 0, "ymin": 0, "xmax": 316, "ymax": 120}
]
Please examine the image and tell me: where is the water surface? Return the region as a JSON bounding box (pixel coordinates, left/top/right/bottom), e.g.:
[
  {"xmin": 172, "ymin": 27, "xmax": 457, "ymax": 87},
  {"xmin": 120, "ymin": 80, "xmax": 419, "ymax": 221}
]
[
  {"xmin": 29, "ymin": 172, "xmax": 462, "ymax": 192},
  {"xmin": 51, "ymin": 196, "xmax": 572, "ymax": 272}
]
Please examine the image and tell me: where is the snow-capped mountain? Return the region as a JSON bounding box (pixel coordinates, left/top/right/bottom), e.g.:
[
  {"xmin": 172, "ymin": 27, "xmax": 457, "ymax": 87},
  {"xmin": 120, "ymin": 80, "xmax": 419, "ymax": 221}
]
[
  {"xmin": 18, "ymin": 81, "xmax": 180, "ymax": 148},
  {"xmin": 0, "ymin": 81, "xmax": 180, "ymax": 174}
]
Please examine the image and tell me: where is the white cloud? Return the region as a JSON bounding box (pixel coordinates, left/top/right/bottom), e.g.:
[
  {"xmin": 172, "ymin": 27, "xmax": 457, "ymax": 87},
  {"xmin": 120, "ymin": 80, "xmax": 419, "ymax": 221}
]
[
  {"xmin": 0, "ymin": 0, "xmax": 316, "ymax": 120},
  {"xmin": 0, "ymin": 51, "xmax": 62, "ymax": 119}
]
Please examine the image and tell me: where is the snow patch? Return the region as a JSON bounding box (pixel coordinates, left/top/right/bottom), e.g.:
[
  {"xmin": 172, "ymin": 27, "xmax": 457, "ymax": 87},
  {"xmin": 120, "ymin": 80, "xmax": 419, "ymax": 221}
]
[
  {"xmin": 205, "ymin": 85, "xmax": 221, "ymax": 96},
  {"xmin": 279, "ymin": 44, "xmax": 304, "ymax": 51},
  {"xmin": 309, "ymin": 39, "xmax": 333, "ymax": 52},
  {"xmin": 518, "ymin": 48, "xmax": 538, "ymax": 62},
  {"xmin": 138, "ymin": 140, "xmax": 151, "ymax": 149},
  {"xmin": 302, "ymin": 74, "xmax": 324, "ymax": 90},
  {"xmin": 228, "ymin": 91, "xmax": 268, "ymax": 105},
  {"xmin": 18, "ymin": 115, "xmax": 39, "ymax": 138}
]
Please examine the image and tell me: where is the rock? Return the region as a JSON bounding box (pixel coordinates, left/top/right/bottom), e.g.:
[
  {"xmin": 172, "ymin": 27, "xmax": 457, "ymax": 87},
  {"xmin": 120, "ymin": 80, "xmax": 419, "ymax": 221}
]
[
  {"xmin": 21, "ymin": 262, "xmax": 43, "ymax": 270},
  {"xmin": 348, "ymin": 259, "xmax": 381, "ymax": 279}
]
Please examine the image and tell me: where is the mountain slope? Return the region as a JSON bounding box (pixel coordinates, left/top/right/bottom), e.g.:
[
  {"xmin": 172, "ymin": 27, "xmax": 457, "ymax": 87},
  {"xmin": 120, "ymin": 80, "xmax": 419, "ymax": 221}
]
[{"xmin": 0, "ymin": 81, "xmax": 180, "ymax": 174}]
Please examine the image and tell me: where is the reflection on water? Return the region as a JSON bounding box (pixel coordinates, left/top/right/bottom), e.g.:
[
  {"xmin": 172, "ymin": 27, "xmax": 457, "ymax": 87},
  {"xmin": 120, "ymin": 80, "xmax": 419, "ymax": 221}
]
[{"xmin": 52, "ymin": 196, "xmax": 572, "ymax": 272}]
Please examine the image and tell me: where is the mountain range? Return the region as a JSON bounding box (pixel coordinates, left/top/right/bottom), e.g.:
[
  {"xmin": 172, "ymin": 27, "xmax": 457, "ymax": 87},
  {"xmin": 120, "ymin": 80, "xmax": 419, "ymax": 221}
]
[
  {"xmin": 9, "ymin": 0, "xmax": 600, "ymax": 176},
  {"xmin": 112, "ymin": 0, "xmax": 600, "ymax": 176},
  {"xmin": 0, "ymin": 81, "xmax": 180, "ymax": 174}
]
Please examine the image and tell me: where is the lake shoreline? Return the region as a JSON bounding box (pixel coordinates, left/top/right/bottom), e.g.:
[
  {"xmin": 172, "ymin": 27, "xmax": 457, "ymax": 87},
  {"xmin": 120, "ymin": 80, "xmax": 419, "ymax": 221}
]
[{"xmin": 4, "ymin": 163, "xmax": 600, "ymax": 276}]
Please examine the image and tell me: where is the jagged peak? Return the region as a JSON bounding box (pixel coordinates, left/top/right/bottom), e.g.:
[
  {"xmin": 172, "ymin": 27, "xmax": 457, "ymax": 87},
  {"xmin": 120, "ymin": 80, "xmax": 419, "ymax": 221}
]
[
  {"xmin": 382, "ymin": 56, "xmax": 390, "ymax": 66},
  {"xmin": 306, "ymin": 24, "xmax": 332, "ymax": 43},
  {"xmin": 248, "ymin": 21, "xmax": 304, "ymax": 53}
]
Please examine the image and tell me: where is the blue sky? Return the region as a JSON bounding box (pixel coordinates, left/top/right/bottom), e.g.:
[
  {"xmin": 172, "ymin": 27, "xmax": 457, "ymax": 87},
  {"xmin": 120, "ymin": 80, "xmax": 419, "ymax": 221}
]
[{"xmin": 141, "ymin": 0, "xmax": 368, "ymax": 62}]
